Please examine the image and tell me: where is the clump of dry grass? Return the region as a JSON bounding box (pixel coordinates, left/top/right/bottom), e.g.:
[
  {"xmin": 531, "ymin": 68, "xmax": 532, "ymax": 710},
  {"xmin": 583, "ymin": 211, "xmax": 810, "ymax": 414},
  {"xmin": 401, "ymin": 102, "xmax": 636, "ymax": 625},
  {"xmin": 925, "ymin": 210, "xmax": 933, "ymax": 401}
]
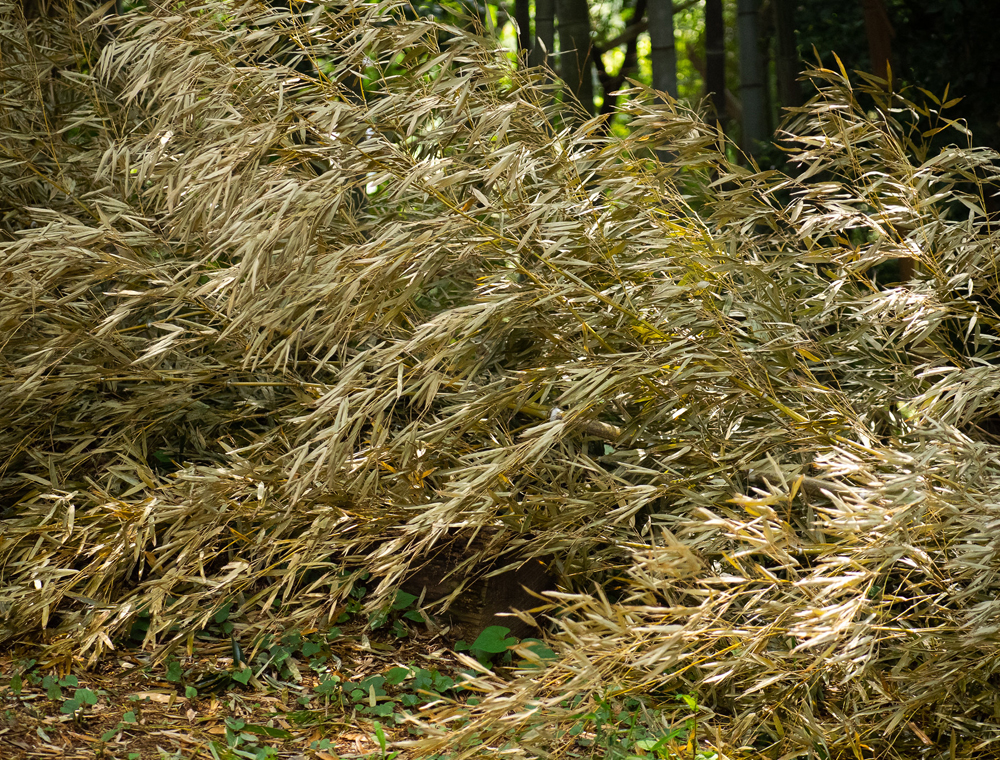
[{"xmin": 4, "ymin": 1, "xmax": 1000, "ymax": 756}]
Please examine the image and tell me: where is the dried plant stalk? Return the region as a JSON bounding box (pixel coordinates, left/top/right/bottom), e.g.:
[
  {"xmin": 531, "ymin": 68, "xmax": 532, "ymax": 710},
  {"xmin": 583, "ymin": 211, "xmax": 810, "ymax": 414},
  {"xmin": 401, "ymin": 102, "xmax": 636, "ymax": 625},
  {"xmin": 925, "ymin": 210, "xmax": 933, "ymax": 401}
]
[{"xmin": 3, "ymin": 2, "xmax": 1000, "ymax": 757}]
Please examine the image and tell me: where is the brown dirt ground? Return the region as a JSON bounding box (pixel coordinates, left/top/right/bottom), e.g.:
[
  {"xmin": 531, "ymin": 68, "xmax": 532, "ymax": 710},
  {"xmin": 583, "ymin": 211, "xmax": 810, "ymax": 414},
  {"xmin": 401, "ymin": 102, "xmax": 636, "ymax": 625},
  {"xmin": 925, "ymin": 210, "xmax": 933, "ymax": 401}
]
[{"xmin": 0, "ymin": 630, "xmax": 463, "ymax": 760}]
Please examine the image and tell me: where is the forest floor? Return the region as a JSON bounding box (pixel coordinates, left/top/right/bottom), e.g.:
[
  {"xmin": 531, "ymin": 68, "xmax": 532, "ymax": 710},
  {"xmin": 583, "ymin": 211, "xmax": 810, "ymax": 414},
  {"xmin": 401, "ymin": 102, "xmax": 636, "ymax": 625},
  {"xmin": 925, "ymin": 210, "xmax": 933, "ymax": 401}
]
[{"xmin": 0, "ymin": 620, "xmax": 471, "ymax": 760}]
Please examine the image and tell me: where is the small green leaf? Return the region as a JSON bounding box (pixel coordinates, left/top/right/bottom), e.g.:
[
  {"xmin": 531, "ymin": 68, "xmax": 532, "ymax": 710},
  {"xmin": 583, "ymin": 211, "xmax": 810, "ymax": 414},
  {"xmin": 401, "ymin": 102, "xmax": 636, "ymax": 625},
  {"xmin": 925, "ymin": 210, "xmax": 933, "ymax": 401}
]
[
  {"xmin": 309, "ymin": 654, "xmax": 329, "ymax": 671},
  {"xmin": 76, "ymin": 688, "xmax": 98, "ymax": 706},
  {"xmin": 468, "ymin": 626, "xmax": 517, "ymax": 654},
  {"xmin": 432, "ymin": 672, "xmax": 454, "ymax": 691},
  {"xmin": 130, "ymin": 617, "xmax": 150, "ymax": 641},
  {"xmin": 315, "ymin": 676, "xmax": 340, "ymax": 695},
  {"xmin": 60, "ymin": 675, "xmax": 79, "ymax": 687},
  {"xmin": 101, "ymin": 726, "xmax": 120, "ymax": 742},
  {"xmin": 123, "ymin": 710, "xmax": 137, "ymax": 723},
  {"xmin": 185, "ymin": 685, "xmax": 198, "ymax": 699},
  {"xmin": 412, "ymin": 669, "xmax": 434, "ymax": 691},
  {"xmin": 677, "ymin": 693, "xmax": 697, "ymax": 710},
  {"xmin": 43, "ymin": 675, "xmax": 61, "ymax": 700},
  {"xmin": 358, "ymin": 675, "xmax": 386, "ymax": 695},
  {"xmin": 385, "ymin": 667, "xmax": 411, "ymax": 686},
  {"xmin": 60, "ymin": 698, "xmax": 81, "ymax": 714},
  {"xmin": 232, "ymin": 666, "xmax": 253, "ymax": 686},
  {"xmin": 635, "ymin": 738, "xmax": 669, "ymax": 751},
  {"xmin": 517, "ymin": 638, "xmax": 558, "ymax": 667},
  {"xmin": 373, "ymin": 720, "xmax": 387, "ymax": 751},
  {"xmin": 301, "ymin": 641, "xmax": 322, "ymax": 658},
  {"xmin": 165, "ymin": 660, "xmax": 183, "ymax": 683},
  {"xmin": 520, "ymin": 639, "xmax": 556, "ymax": 657},
  {"xmin": 213, "ymin": 603, "xmax": 232, "ymax": 624},
  {"xmin": 364, "ymin": 701, "xmax": 396, "ymax": 717},
  {"xmin": 239, "ymin": 723, "xmax": 293, "ymax": 739},
  {"xmin": 391, "ymin": 591, "xmax": 418, "ymax": 610}
]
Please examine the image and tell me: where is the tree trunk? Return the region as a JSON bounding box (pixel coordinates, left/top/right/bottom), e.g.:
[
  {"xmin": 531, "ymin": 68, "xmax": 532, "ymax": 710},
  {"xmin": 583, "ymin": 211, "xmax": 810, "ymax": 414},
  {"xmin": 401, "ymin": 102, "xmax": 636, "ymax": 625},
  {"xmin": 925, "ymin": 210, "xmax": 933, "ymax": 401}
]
[
  {"xmin": 531, "ymin": 0, "xmax": 556, "ymax": 70},
  {"xmin": 648, "ymin": 0, "xmax": 676, "ymax": 100},
  {"xmin": 705, "ymin": 0, "xmax": 726, "ymax": 127},
  {"xmin": 737, "ymin": 0, "xmax": 767, "ymax": 157},
  {"xmin": 556, "ymin": 0, "xmax": 595, "ymax": 115},
  {"xmin": 759, "ymin": 3, "xmax": 774, "ymax": 135},
  {"xmin": 773, "ymin": 0, "xmax": 801, "ymax": 110},
  {"xmin": 861, "ymin": 0, "xmax": 894, "ymax": 80},
  {"xmin": 515, "ymin": 0, "xmax": 532, "ymax": 61},
  {"xmin": 861, "ymin": 0, "xmax": 909, "ymax": 280}
]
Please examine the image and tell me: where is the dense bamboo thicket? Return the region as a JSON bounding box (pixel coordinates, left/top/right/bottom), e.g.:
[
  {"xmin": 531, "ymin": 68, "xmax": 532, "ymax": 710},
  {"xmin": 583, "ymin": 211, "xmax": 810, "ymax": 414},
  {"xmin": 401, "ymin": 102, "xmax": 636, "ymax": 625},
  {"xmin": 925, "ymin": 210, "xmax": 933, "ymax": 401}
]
[{"xmin": 4, "ymin": 0, "xmax": 1000, "ymax": 756}]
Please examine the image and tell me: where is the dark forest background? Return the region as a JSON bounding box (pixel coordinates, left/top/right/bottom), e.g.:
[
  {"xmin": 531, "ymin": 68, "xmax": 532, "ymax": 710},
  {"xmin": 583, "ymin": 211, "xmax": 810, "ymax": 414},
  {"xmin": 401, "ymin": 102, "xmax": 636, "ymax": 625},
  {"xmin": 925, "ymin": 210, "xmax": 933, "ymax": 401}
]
[{"xmin": 404, "ymin": 0, "xmax": 1000, "ymax": 159}]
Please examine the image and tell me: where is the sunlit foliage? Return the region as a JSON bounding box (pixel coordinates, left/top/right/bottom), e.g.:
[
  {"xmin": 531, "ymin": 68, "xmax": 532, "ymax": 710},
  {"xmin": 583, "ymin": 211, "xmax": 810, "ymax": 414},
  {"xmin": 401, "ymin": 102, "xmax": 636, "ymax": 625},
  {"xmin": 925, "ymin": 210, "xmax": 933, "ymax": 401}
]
[{"xmin": 3, "ymin": 2, "xmax": 1000, "ymax": 757}]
